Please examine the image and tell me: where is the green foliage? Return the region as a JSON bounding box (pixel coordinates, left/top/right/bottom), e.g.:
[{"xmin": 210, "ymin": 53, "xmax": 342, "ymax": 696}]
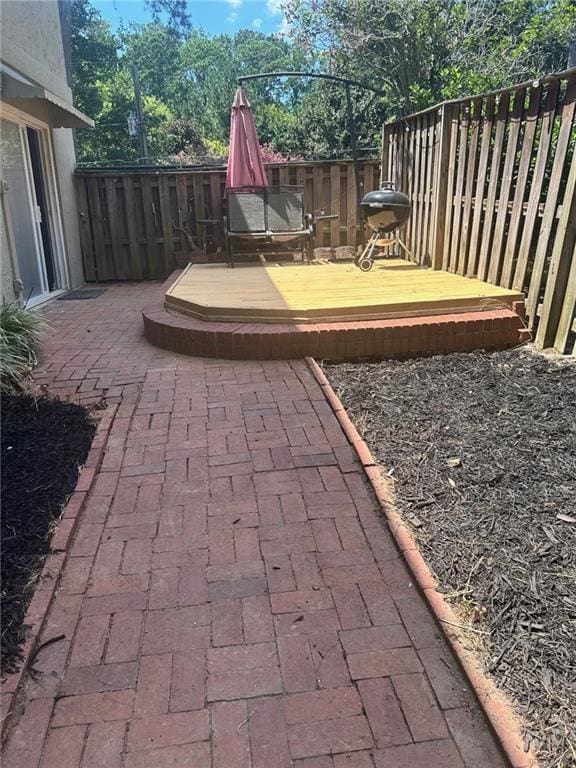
[
  {"xmin": 71, "ymin": 0, "xmax": 118, "ymax": 119},
  {"xmin": 72, "ymin": 4, "xmax": 311, "ymax": 163},
  {"xmin": 0, "ymin": 302, "xmax": 44, "ymax": 393},
  {"xmin": 286, "ymin": 0, "xmax": 576, "ymax": 114},
  {"xmin": 71, "ymin": 0, "xmax": 576, "ymax": 164},
  {"xmin": 145, "ymin": 0, "xmax": 191, "ymax": 36}
]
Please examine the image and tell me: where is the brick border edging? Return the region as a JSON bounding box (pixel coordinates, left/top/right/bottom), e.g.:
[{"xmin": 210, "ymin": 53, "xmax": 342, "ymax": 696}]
[
  {"xmin": 0, "ymin": 404, "xmax": 118, "ymax": 740},
  {"xmin": 305, "ymin": 356, "xmax": 537, "ymax": 768}
]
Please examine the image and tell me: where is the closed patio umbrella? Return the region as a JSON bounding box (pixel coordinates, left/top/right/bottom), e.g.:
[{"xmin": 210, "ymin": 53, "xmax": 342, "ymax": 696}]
[{"xmin": 225, "ymin": 87, "xmax": 269, "ymax": 190}]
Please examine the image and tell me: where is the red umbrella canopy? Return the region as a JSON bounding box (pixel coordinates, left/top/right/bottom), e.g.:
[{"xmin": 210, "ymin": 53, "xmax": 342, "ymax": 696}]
[{"xmin": 225, "ymin": 87, "xmax": 269, "ymax": 190}]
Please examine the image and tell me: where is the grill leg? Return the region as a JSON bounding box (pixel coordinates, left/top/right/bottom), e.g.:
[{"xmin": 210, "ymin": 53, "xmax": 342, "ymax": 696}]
[
  {"xmin": 355, "ymin": 232, "xmax": 379, "ymax": 268},
  {"xmin": 396, "ymin": 238, "xmax": 414, "ymax": 261}
]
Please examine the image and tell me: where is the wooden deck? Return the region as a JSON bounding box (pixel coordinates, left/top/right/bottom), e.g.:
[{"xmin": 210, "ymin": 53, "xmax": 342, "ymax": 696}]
[{"xmin": 166, "ymin": 259, "xmax": 523, "ymax": 324}]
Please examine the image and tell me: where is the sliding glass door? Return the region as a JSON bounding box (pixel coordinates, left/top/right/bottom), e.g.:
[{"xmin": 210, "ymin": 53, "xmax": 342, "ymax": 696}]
[{"xmin": 0, "ymin": 117, "xmax": 64, "ymax": 303}]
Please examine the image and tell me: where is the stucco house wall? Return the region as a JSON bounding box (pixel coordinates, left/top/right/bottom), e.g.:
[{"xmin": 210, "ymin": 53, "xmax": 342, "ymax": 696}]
[
  {"xmin": 0, "ymin": 0, "xmax": 90, "ymax": 303},
  {"xmin": 1, "ymin": 1, "xmax": 72, "ymax": 101}
]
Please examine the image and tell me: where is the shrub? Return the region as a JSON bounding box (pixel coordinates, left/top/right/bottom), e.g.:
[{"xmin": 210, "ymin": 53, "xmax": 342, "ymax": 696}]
[{"xmin": 0, "ymin": 302, "xmax": 44, "ymax": 393}]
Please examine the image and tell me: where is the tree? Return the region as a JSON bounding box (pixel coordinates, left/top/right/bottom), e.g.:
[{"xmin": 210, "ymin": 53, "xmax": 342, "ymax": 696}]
[
  {"xmin": 145, "ymin": 0, "xmax": 191, "ymax": 36},
  {"xmin": 120, "ymin": 23, "xmax": 182, "ymax": 102},
  {"xmin": 71, "ymin": 0, "xmax": 118, "ymax": 118},
  {"xmin": 284, "ymin": 0, "xmax": 453, "ymax": 115},
  {"xmin": 440, "ymin": 0, "xmax": 576, "ymax": 98},
  {"xmin": 71, "ymin": 0, "xmax": 576, "ymax": 164},
  {"xmin": 284, "ymin": 0, "xmax": 576, "ymax": 115}
]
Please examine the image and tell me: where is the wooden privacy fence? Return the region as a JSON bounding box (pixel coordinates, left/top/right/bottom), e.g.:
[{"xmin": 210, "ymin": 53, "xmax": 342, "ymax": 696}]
[
  {"xmin": 382, "ymin": 68, "xmax": 576, "ymax": 354},
  {"xmin": 75, "ymin": 158, "xmax": 380, "ymax": 281}
]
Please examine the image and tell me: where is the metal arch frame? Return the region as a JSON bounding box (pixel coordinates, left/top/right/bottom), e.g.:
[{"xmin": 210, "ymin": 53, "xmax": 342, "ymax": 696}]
[{"xmin": 237, "ymin": 71, "xmax": 386, "ymax": 246}]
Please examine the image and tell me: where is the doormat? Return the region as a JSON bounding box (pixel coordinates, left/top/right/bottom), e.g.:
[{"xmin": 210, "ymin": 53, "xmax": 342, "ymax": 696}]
[{"xmin": 58, "ymin": 288, "xmax": 106, "ymax": 300}]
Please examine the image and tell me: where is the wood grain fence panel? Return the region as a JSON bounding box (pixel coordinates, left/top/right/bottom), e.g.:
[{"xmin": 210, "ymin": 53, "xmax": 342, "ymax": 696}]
[
  {"xmin": 279, "ymin": 166, "xmax": 290, "ymax": 187},
  {"xmin": 536, "ymin": 145, "xmax": 576, "ymax": 350},
  {"xmin": 426, "ymin": 115, "xmax": 439, "ymax": 264},
  {"xmin": 313, "ymin": 164, "xmax": 324, "ymax": 246},
  {"xmin": 553, "ymin": 230, "xmax": 576, "ymax": 355},
  {"xmin": 191, "ymin": 174, "xmax": 205, "ymax": 239},
  {"xmin": 330, "ymin": 164, "xmax": 341, "ymax": 246},
  {"xmin": 122, "ymin": 176, "xmax": 143, "ymax": 280},
  {"xmin": 346, "ymin": 163, "xmax": 357, "ymax": 246},
  {"xmin": 363, "ymin": 161, "xmax": 374, "ymax": 196},
  {"xmin": 322, "ymin": 165, "xmax": 332, "ymax": 246},
  {"xmin": 86, "ymin": 175, "xmax": 109, "ymax": 280},
  {"xmin": 513, "ymin": 80, "xmax": 561, "ymax": 291},
  {"xmin": 430, "ymin": 105, "xmax": 451, "ymax": 269},
  {"xmin": 466, "ymin": 96, "xmax": 496, "ymax": 277},
  {"xmin": 158, "ymin": 176, "xmax": 175, "ymax": 275},
  {"xmin": 415, "ymin": 117, "xmax": 427, "ymax": 259},
  {"xmin": 408, "ymin": 117, "xmax": 422, "ymax": 251},
  {"xmin": 441, "ymin": 105, "xmax": 461, "ymax": 270},
  {"xmin": 457, "ymin": 99, "xmax": 481, "ymax": 275},
  {"xmin": 174, "ymin": 174, "xmax": 189, "ymax": 252},
  {"xmin": 399, "ymin": 124, "xmax": 411, "ymax": 251},
  {"xmin": 488, "ymin": 89, "xmax": 525, "ymax": 284},
  {"xmin": 104, "ymin": 177, "xmax": 123, "ymax": 280},
  {"xmin": 554, "ymin": 240, "xmax": 576, "ymax": 355},
  {"xmin": 139, "ymin": 175, "xmax": 159, "ymax": 279},
  {"xmin": 421, "ymin": 114, "xmax": 435, "ymax": 266},
  {"xmin": 526, "ymin": 78, "xmax": 576, "ymax": 326},
  {"xmin": 378, "ymin": 70, "xmax": 574, "ymax": 352},
  {"xmin": 500, "ymin": 86, "xmax": 543, "ymax": 287},
  {"xmin": 209, "ymin": 173, "xmax": 223, "ymax": 236},
  {"xmin": 416, "ymin": 118, "xmax": 429, "ymax": 262},
  {"xmin": 476, "ymin": 93, "xmax": 510, "ymax": 281},
  {"xmin": 449, "ymin": 102, "xmax": 471, "ymax": 273},
  {"xmin": 75, "ymin": 176, "xmax": 96, "ymax": 281}
]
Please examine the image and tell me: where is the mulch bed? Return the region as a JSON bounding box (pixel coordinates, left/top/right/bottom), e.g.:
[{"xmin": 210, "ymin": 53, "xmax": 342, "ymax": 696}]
[
  {"xmin": 1, "ymin": 395, "xmax": 96, "ymax": 674},
  {"xmin": 326, "ymin": 348, "xmax": 576, "ymax": 768}
]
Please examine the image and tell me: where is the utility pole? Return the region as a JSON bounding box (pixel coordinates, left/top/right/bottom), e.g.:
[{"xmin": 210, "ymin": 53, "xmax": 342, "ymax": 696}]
[{"xmin": 131, "ymin": 64, "xmax": 150, "ymax": 164}]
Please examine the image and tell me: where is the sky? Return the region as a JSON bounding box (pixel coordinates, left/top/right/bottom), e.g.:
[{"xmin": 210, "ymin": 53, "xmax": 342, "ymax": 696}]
[{"xmin": 92, "ymin": 0, "xmax": 288, "ymax": 36}]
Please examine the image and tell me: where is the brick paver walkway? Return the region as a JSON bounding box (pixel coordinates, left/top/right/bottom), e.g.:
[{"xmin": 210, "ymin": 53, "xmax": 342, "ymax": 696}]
[{"xmin": 4, "ymin": 284, "xmax": 508, "ymax": 768}]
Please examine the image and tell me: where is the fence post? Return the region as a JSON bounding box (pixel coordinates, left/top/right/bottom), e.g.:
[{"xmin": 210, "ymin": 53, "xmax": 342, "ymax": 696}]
[
  {"xmin": 536, "ymin": 146, "xmax": 576, "ymax": 351},
  {"xmin": 430, "ymin": 102, "xmax": 456, "ymax": 270}
]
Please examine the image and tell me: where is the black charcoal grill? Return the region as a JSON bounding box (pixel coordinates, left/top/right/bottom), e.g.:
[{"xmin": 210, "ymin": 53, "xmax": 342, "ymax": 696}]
[{"xmin": 355, "ymin": 182, "xmax": 412, "ymax": 271}]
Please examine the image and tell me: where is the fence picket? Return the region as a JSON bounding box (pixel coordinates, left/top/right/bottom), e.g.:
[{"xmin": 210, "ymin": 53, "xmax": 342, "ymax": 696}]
[
  {"xmin": 123, "ymin": 176, "xmax": 143, "ymax": 280},
  {"xmin": 457, "ymin": 99, "xmax": 481, "ymax": 275},
  {"xmin": 499, "ymin": 86, "xmax": 543, "ymax": 287},
  {"xmin": 488, "ymin": 89, "xmax": 525, "ymax": 285},
  {"xmin": 536, "ymin": 146, "xmax": 576, "ymax": 350},
  {"xmin": 513, "ymin": 80, "xmax": 561, "ymax": 292},
  {"xmin": 75, "ymin": 176, "xmax": 96, "ymax": 281},
  {"xmin": 476, "ymin": 93, "xmax": 510, "ymax": 282},
  {"xmin": 441, "ymin": 105, "xmax": 461, "ymax": 270},
  {"xmin": 449, "ymin": 102, "xmax": 471, "ymax": 273}
]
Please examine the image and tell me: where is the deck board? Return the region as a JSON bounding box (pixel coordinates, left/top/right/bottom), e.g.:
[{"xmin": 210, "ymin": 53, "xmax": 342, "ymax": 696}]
[{"xmin": 166, "ymin": 260, "xmax": 523, "ymax": 323}]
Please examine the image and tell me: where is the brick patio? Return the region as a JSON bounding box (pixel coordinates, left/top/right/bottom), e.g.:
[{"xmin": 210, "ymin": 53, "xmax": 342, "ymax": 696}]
[{"xmin": 3, "ymin": 283, "xmax": 509, "ymax": 767}]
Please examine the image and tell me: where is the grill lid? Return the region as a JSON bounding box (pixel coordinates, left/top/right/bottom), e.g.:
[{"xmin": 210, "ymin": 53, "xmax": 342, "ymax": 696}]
[{"xmin": 361, "ymin": 182, "xmax": 411, "ymax": 233}]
